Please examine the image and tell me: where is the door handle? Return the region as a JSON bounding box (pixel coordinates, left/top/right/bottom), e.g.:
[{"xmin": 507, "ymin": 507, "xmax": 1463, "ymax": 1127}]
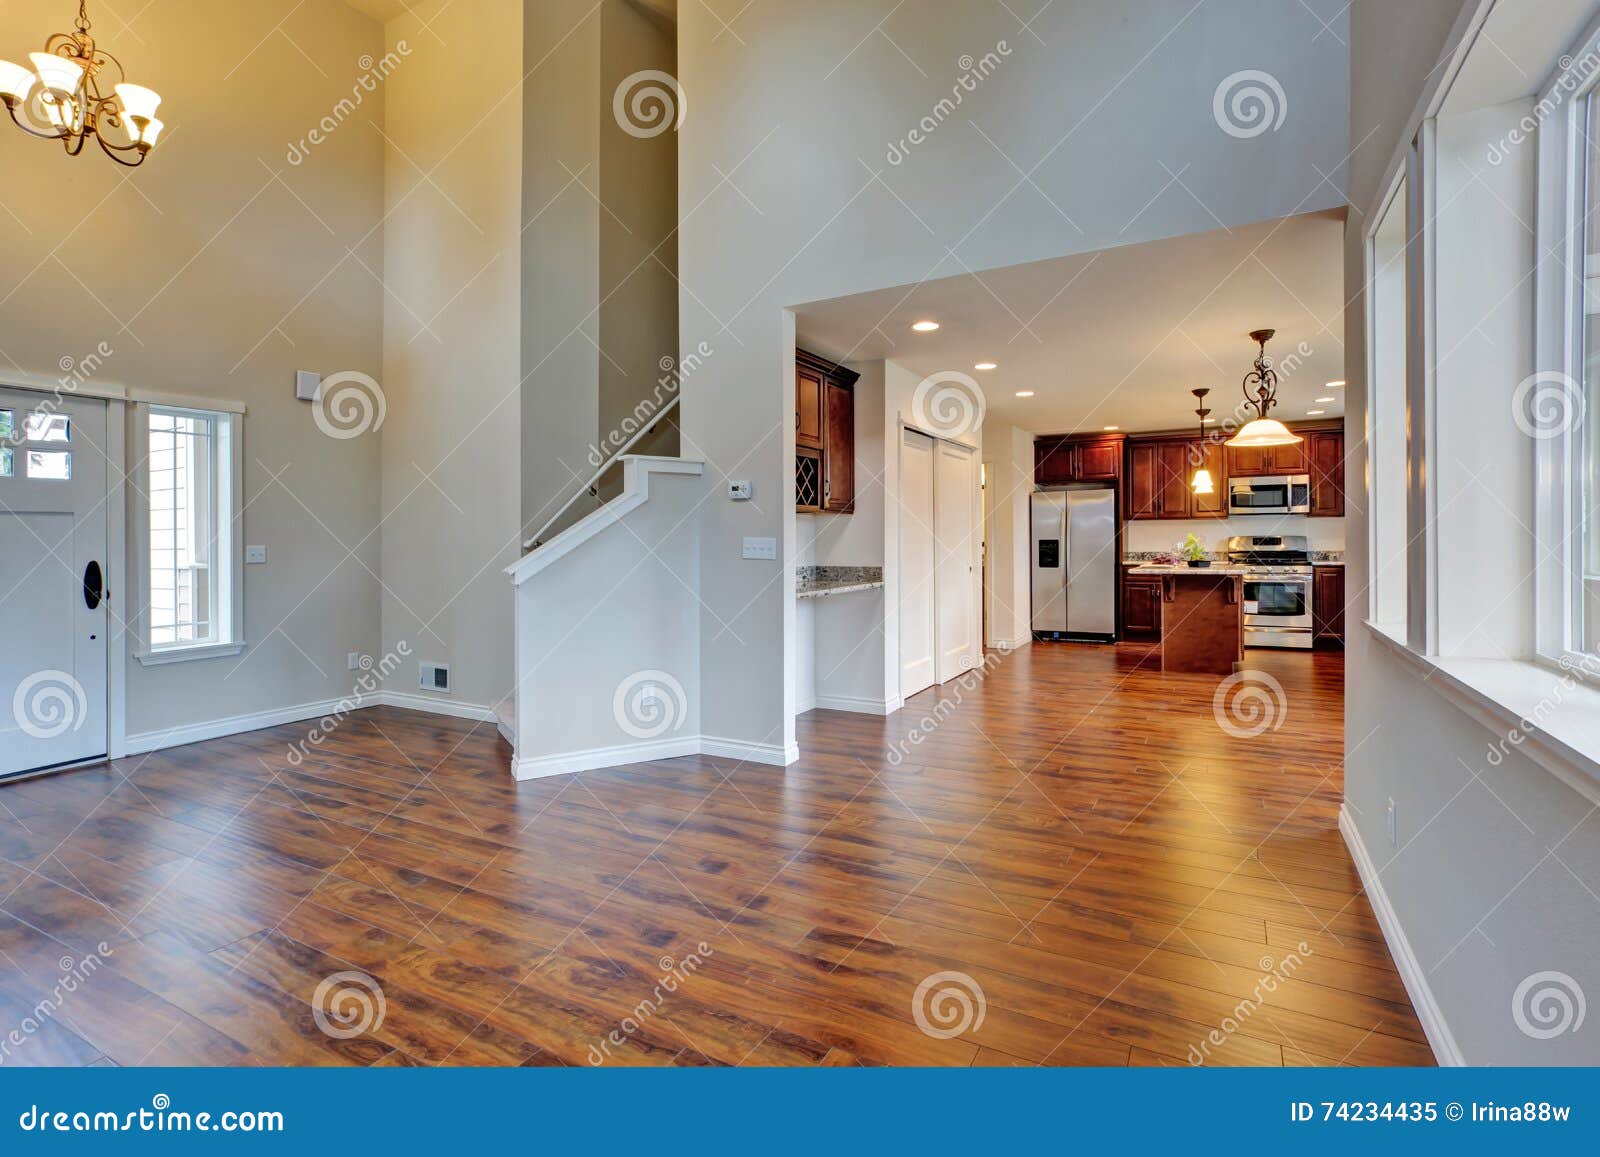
[{"xmin": 83, "ymin": 559, "xmax": 103, "ymax": 610}]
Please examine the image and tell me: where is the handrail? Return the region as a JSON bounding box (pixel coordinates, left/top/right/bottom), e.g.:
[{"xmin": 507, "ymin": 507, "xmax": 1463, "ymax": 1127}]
[{"xmin": 523, "ymin": 395, "xmax": 680, "ymax": 550}]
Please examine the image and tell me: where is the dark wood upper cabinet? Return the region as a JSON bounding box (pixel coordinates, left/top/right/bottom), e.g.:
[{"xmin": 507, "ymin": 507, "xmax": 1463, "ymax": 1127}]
[
  {"xmin": 1313, "ymin": 565, "xmax": 1345, "ymax": 644},
  {"xmin": 1268, "ymin": 439, "xmax": 1307, "ymax": 475},
  {"xmin": 1125, "ymin": 442, "xmax": 1160, "ymax": 520},
  {"xmin": 822, "ymin": 379, "xmax": 854, "ymax": 513},
  {"xmin": 795, "ymin": 348, "xmax": 858, "ymax": 513},
  {"xmin": 1035, "ymin": 434, "xmax": 1123, "ymax": 486},
  {"xmin": 1225, "ymin": 443, "xmax": 1268, "ymax": 478},
  {"xmin": 1155, "ymin": 441, "xmax": 1193, "ymax": 520},
  {"xmin": 1306, "ymin": 428, "xmax": 1345, "ymax": 517}
]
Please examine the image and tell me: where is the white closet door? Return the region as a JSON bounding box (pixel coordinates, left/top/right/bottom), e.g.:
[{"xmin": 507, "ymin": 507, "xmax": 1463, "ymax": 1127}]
[
  {"xmin": 898, "ymin": 428, "xmax": 936, "ymax": 698},
  {"xmin": 934, "ymin": 439, "xmax": 979, "ymax": 683}
]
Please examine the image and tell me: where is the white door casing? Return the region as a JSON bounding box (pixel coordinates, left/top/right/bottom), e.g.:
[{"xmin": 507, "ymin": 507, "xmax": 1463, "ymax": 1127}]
[
  {"xmin": 0, "ymin": 387, "xmax": 110, "ymax": 779},
  {"xmin": 898, "ymin": 428, "xmax": 936, "ymax": 698}
]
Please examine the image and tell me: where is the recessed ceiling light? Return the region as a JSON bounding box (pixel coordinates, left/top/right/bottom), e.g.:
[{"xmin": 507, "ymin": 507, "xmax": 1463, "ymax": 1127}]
[
  {"xmin": 1307, "ymin": 409, "xmax": 1326, "ymax": 416},
  {"xmin": 1014, "ymin": 390, "xmax": 1035, "ymax": 398},
  {"xmin": 1103, "ymin": 425, "xmax": 1119, "ymax": 431},
  {"xmin": 1326, "ymin": 379, "xmax": 1345, "ymax": 388},
  {"xmin": 911, "ymin": 320, "xmax": 940, "ymax": 332},
  {"xmin": 1315, "ymin": 396, "xmax": 1335, "ymax": 403},
  {"xmin": 974, "ymin": 361, "xmax": 997, "ymax": 370}
]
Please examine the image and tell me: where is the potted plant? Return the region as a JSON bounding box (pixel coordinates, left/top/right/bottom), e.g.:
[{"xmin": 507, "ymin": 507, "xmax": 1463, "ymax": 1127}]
[{"xmin": 1180, "ymin": 533, "xmax": 1211, "ymax": 568}]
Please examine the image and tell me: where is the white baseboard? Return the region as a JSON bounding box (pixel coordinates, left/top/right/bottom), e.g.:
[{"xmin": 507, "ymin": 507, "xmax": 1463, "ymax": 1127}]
[
  {"xmin": 124, "ymin": 696, "xmax": 369, "ymax": 755},
  {"xmin": 123, "ymin": 691, "xmax": 501, "ymax": 757},
  {"xmin": 990, "ymin": 635, "xmax": 1032, "ymax": 651},
  {"xmin": 813, "ymin": 693, "xmax": 898, "ymax": 715},
  {"xmin": 1338, "ymin": 804, "xmax": 1464, "ymax": 1066},
  {"xmin": 700, "ymin": 734, "xmax": 798, "ymax": 766},
  {"xmin": 513, "ymin": 736, "xmax": 701, "ymax": 780},
  {"xmin": 372, "ymin": 690, "xmax": 498, "ymax": 723}
]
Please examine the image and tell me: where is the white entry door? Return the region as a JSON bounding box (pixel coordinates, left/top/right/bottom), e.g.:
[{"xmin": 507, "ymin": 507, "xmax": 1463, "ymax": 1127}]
[
  {"xmin": 898, "ymin": 428, "xmax": 936, "ymax": 698},
  {"xmin": 934, "ymin": 439, "xmax": 979, "ymax": 683},
  {"xmin": 0, "ymin": 387, "xmax": 110, "ymax": 780}
]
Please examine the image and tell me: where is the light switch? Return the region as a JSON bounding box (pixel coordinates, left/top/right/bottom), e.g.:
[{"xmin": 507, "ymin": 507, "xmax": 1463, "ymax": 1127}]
[
  {"xmin": 245, "ymin": 545, "xmax": 267, "ymax": 565},
  {"xmin": 741, "ymin": 536, "xmax": 777, "ymax": 560}
]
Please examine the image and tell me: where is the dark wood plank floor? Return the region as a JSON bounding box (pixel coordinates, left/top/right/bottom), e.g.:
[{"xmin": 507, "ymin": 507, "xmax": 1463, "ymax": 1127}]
[{"xmin": 0, "ymin": 642, "xmax": 1430, "ymax": 1067}]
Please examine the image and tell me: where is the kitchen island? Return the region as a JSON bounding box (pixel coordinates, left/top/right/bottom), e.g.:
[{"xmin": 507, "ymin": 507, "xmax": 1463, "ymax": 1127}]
[{"xmin": 1129, "ymin": 565, "xmax": 1245, "ymax": 675}]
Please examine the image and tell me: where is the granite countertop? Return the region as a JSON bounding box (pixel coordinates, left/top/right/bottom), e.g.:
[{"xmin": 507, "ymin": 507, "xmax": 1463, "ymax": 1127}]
[
  {"xmin": 796, "ymin": 564, "xmax": 884, "ymax": 599},
  {"xmin": 1129, "ymin": 564, "xmax": 1252, "ymax": 576}
]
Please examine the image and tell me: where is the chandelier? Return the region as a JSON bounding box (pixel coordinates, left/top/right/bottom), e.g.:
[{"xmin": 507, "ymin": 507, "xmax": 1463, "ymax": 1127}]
[
  {"xmin": 1226, "ymin": 328, "xmax": 1302, "ymax": 449},
  {"xmin": 0, "ymin": 1, "xmax": 163, "ymax": 167}
]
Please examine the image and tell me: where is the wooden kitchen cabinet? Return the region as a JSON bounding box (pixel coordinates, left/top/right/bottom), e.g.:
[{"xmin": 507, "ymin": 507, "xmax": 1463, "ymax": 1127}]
[
  {"xmin": 1121, "ymin": 570, "xmax": 1164, "ymax": 639},
  {"xmin": 1190, "ymin": 437, "xmax": 1228, "ymax": 517},
  {"xmin": 795, "ymin": 349, "xmax": 858, "ymax": 513},
  {"xmin": 1306, "ymin": 428, "xmax": 1345, "ymax": 517},
  {"xmin": 1035, "ymin": 434, "xmax": 1123, "ymax": 486},
  {"xmin": 1228, "ymin": 435, "xmax": 1311, "ymax": 477},
  {"xmin": 1156, "ymin": 441, "xmax": 1193, "ymax": 519},
  {"xmin": 1125, "ymin": 436, "xmax": 1220, "ymax": 520},
  {"xmin": 1125, "ymin": 442, "xmax": 1160, "ymax": 520},
  {"xmin": 1313, "ymin": 565, "xmax": 1345, "ymax": 645},
  {"xmin": 821, "ymin": 378, "xmax": 854, "ymax": 512}
]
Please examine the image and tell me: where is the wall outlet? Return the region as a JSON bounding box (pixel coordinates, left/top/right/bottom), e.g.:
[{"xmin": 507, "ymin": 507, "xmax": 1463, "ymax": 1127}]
[
  {"xmin": 728, "ymin": 480, "xmax": 753, "ymax": 501},
  {"xmin": 245, "ymin": 545, "xmax": 267, "ymax": 565},
  {"xmin": 347, "ymin": 652, "xmax": 361, "ymax": 671},
  {"xmin": 1387, "ymin": 797, "xmax": 1397, "ymax": 848},
  {"xmin": 742, "ymin": 536, "xmax": 777, "ymax": 560}
]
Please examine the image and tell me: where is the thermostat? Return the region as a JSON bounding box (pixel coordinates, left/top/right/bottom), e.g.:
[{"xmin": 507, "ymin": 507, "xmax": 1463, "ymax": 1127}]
[{"xmin": 728, "ymin": 480, "xmax": 753, "ymax": 501}]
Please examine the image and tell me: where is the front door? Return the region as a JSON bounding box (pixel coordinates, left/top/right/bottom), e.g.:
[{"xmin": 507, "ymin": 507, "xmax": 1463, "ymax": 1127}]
[{"xmin": 0, "ymin": 387, "xmax": 110, "ymax": 780}]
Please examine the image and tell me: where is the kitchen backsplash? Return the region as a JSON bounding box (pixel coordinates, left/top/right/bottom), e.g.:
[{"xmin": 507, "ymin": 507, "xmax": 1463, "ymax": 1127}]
[{"xmin": 1121, "ymin": 514, "xmax": 1345, "ymax": 555}]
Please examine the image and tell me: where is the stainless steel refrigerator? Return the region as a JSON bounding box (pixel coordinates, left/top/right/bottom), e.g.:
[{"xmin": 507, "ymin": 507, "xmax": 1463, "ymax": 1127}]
[{"xmin": 1030, "ymin": 487, "xmax": 1117, "ymax": 641}]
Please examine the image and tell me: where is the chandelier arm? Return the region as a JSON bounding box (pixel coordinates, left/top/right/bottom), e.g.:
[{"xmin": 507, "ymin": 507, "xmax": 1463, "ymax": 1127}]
[
  {"xmin": 4, "ymin": 102, "xmax": 71, "ymax": 141},
  {"xmin": 93, "ymin": 128, "xmax": 145, "ymax": 166}
]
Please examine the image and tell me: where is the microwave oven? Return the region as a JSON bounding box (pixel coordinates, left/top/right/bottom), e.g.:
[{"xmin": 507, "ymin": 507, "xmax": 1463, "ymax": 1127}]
[{"xmin": 1229, "ymin": 474, "xmax": 1309, "ymax": 515}]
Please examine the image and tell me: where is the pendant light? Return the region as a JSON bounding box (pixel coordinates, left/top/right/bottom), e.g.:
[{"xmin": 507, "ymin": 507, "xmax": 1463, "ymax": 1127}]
[
  {"xmin": 1226, "ymin": 329, "xmax": 1302, "ymax": 448},
  {"xmin": 1190, "ymin": 387, "xmax": 1215, "ymax": 495}
]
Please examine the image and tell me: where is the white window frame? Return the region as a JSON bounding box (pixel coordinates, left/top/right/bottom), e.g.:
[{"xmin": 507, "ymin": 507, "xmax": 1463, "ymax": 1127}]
[
  {"xmin": 132, "ymin": 401, "xmax": 245, "ymax": 665},
  {"xmin": 1533, "ymin": 20, "xmax": 1600, "ymax": 672},
  {"xmin": 1363, "ymin": 168, "xmax": 1411, "ymax": 644}
]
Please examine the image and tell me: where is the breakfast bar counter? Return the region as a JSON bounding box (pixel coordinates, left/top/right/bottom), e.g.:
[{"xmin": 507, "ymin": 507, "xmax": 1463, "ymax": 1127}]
[{"xmin": 1130, "ymin": 566, "xmax": 1244, "ymax": 675}]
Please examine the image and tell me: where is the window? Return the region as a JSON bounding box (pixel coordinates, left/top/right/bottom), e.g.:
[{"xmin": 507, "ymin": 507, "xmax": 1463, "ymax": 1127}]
[
  {"xmin": 135, "ymin": 404, "xmax": 242, "ymax": 662},
  {"xmin": 1365, "ymin": 176, "xmax": 1408, "ymax": 640}
]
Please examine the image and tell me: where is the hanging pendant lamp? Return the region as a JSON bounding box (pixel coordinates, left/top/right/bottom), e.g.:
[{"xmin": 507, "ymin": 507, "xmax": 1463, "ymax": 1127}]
[
  {"xmin": 1190, "ymin": 388, "xmax": 1215, "ymax": 494},
  {"xmin": 1226, "ymin": 329, "xmax": 1302, "ymax": 448}
]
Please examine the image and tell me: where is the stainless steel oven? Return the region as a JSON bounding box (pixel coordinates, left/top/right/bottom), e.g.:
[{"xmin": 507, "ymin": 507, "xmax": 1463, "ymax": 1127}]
[
  {"xmin": 1241, "ymin": 569, "xmax": 1313, "ymax": 648},
  {"xmin": 1229, "ymin": 474, "xmax": 1310, "ymax": 515}
]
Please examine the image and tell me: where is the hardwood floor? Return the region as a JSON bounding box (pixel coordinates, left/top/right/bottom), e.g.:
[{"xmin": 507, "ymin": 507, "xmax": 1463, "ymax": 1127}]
[{"xmin": 0, "ymin": 642, "xmax": 1430, "ymax": 1067}]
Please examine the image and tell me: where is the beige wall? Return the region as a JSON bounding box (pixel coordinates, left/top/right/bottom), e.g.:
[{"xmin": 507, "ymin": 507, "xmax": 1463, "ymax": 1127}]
[
  {"xmin": 377, "ymin": 0, "xmax": 524, "ymax": 715},
  {"xmin": 0, "ymin": 0, "xmax": 385, "ymax": 739}
]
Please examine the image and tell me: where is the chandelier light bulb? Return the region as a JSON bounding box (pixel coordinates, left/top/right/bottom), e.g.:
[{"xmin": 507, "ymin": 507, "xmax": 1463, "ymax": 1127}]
[
  {"xmin": 29, "ymin": 51, "xmax": 81, "ymax": 95},
  {"xmin": 0, "ymin": 59, "xmax": 34, "ymax": 103},
  {"xmin": 137, "ymin": 116, "xmax": 162, "ymax": 148},
  {"xmin": 114, "ymin": 81, "xmax": 159, "ymax": 121}
]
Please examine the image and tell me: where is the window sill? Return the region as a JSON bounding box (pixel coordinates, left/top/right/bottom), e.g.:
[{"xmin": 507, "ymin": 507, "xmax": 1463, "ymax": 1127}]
[
  {"xmin": 135, "ymin": 641, "xmax": 245, "ymax": 667},
  {"xmin": 1363, "ymin": 620, "xmax": 1600, "ymax": 804}
]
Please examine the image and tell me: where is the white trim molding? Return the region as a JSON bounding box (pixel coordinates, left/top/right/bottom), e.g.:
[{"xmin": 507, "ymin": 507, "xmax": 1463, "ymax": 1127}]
[
  {"xmin": 1339, "ymin": 804, "xmax": 1464, "ymax": 1066},
  {"xmin": 813, "ymin": 693, "xmax": 899, "ymax": 715}
]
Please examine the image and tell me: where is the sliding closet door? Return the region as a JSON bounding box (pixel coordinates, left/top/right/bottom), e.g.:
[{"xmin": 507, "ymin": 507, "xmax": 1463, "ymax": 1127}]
[
  {"xmin": 934, "ymin": 440, "xmax": 979, "ymax": 683},
  {"xmin": 899, "ymin": 428, "xmax": 937, "ymax": 698}
]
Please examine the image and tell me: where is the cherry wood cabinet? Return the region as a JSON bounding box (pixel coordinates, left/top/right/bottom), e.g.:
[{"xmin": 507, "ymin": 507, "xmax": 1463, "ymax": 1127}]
[
  {"xmin": 1125, "ymin": 442, "xmax": 1160, "ymax": 520},
  {"xmin": 821, "ymin": 378, "xmax": 854, "ymax": 513},
  {"xmin": 1190, "ymin": 437, "xmax": 1227, "ymax": 517},
  {"xmin": 1121, "ymin": 570, "xmax": 1164, "ymax": 639},
  {"xmin": 1035, "ymin": 434, "xmax": 1124, "ymax": 486},
  {"xmin": 1125, "ymin": 437, "xmax": 1226, "ymax": 520},
  {"xmin": 794, "ymin": 349, "xmax": 858, "ymax": 513},
  {"xmin": 1306, "ymin": 428, "xmax": 1345, "ymax": 517},
  {"xmin": 1313, "ymin": 565, "xmax": 1345, "ymax": 645},
  {"xmin": 1227, "ymin": 437, "xmax": 1308, "ymax": 477}
]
